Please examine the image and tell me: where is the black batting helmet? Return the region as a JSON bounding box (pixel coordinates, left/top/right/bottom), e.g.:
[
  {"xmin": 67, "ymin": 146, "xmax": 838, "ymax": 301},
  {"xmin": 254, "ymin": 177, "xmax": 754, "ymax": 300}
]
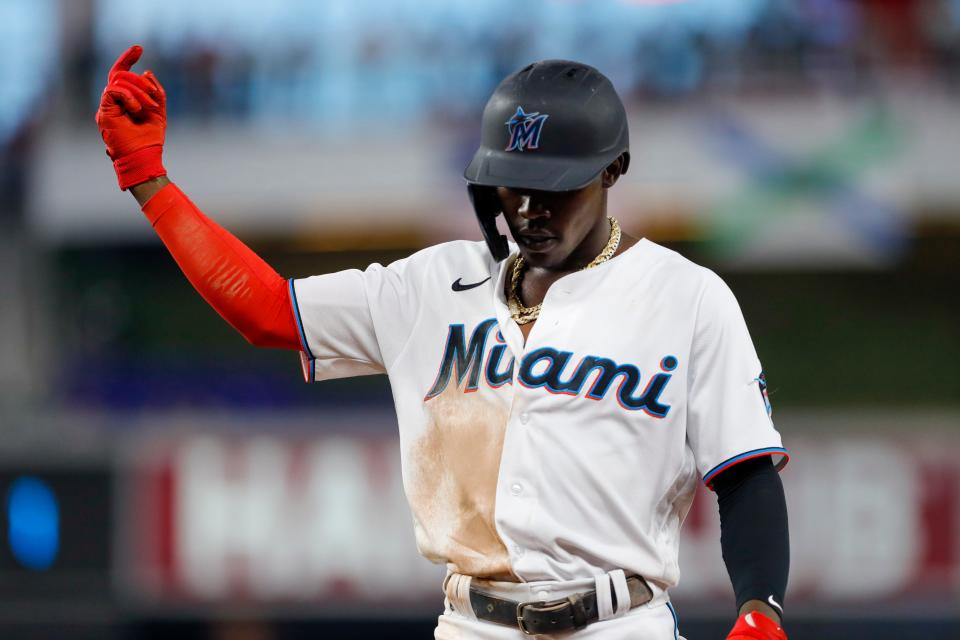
[{"xmin": 464, "ymin": 60, "xmax": 630, "ymax": 260}]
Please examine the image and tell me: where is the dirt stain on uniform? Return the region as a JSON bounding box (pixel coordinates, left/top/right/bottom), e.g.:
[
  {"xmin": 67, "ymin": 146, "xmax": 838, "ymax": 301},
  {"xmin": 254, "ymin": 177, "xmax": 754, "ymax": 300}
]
[{"xmin": 409, "ymin": 387, "xmax": 517, "ymax": 581}]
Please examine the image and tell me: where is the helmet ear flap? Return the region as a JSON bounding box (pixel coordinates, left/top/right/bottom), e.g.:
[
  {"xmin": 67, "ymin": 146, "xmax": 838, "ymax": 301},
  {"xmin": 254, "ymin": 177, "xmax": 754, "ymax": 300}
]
[
  {"xmin": 602, "ymin": 152, "xmax": 630, "ymax": 188},
  {"xmin": 468, "ymin": 184, "xmax": 510, "ymax": 262}
]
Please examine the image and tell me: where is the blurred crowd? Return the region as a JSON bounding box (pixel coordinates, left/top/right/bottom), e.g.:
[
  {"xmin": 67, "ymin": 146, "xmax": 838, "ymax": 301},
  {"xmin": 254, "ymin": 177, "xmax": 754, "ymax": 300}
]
[
  {"xmin": 74, "ymin": 0, "xmax": 960, "ymax": 127},
  {"xmin": 2, "ymin": 0, "xmax": 960, "ymax": 214}
]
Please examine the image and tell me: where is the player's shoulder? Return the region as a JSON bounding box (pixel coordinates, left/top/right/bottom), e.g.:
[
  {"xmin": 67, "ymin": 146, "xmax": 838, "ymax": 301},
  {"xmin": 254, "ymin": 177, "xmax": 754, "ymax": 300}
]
[
  {"xmin": 640, "ymin": 240, "xmax": 747, "ymax": 328},
  {"xmin": 384, "ymin": 239, "xmax": 500, "ymax": 278},
  {"xmin": 635, "ymin": 238, "xmax": 725, "ymax": 290},
  {"xmin": 420, "ymin": 239, "xmax": 496, "ymax": 262},
  {"xmin": 397, "ymin": 239, "xmax": 494, "ymax": 265},
  {"xmin": 634, "ymin": 238, "xmax": 744, "ymax": 315}
]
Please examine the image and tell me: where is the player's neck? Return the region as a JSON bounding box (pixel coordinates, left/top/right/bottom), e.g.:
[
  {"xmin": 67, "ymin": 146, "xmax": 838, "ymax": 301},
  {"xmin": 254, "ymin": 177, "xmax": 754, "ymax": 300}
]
[{"xmin": 509, "ymin": 232, "xmax": 641, "ymax": 344}]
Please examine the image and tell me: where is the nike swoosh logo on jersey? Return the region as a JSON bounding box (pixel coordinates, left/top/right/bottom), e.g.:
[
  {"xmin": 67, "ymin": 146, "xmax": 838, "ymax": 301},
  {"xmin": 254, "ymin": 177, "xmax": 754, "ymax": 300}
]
[{"xmin": 452, "ymin": 276, "xmax": 491, "ymax": 292}]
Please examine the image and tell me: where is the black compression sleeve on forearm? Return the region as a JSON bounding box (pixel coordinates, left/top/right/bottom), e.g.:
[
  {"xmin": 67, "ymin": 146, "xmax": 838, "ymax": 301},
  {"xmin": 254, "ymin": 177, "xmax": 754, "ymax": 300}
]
[{"xmin": 713, "ymin": 455, "xmax": 789, "ymax": 617}]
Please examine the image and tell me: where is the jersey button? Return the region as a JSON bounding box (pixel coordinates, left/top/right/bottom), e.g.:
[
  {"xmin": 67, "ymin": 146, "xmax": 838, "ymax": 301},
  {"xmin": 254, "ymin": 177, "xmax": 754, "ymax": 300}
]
[
  {"xmin": 519, "ymin": 412, "xmax": 530, "ymax": 424},
  {"xmin": 513, "ymin": 545, "xmax": 525, "ymax": 556},
  {"xmin": 510, "ymin": 483, "xmax": 523, "ymax": 496},
  {"xmin": 536, "ymin": 590, "xmax": 550, "ymax": 601}
]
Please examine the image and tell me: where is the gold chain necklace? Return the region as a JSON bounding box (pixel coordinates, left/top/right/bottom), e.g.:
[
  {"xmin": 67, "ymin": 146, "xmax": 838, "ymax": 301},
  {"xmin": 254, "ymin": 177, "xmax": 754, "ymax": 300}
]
[{"xmin": 508, "ymin": 217, "xmax": 621, "ymax": 325}]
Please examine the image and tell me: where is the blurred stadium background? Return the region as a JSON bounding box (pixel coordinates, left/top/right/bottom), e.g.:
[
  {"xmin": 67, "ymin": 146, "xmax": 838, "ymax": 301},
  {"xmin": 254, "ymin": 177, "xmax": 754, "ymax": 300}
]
[{"xmin": 1, "ymin": 0, "xmax": 958, "ymax": 638}]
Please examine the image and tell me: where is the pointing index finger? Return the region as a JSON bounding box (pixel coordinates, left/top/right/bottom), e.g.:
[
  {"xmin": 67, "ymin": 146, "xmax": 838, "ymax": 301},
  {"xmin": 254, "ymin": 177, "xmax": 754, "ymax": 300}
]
[{"xmin": 109, "ymin": 45, "xmax": 143, "ymax": 80}]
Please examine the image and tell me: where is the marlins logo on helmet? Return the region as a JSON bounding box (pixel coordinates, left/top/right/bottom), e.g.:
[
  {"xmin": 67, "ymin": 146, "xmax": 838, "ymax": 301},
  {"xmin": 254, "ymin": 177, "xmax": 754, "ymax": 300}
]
[{"xmin": 505, "ymin": 106, "xmax": 548, "ymax": 151}]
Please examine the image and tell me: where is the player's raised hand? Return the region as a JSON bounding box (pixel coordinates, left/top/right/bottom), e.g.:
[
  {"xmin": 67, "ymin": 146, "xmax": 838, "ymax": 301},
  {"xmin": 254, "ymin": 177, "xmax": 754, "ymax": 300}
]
[{"xmin": 95, "ymin": 45, "xmax": 168, "ymax": 190}]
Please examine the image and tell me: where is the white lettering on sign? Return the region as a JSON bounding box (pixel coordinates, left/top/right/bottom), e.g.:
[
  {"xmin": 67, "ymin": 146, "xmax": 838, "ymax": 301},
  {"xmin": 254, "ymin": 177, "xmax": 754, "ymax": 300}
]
[{"xmin": 175, "ymin": 435, "xmax": 440, "ymax": 599}]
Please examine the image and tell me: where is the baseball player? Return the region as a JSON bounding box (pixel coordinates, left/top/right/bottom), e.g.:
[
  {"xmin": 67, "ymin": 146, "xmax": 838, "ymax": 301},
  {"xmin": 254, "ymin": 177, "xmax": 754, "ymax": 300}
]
[{"xmin": 97, "ymin": 45, "xmax": 791, "ymax": 639}]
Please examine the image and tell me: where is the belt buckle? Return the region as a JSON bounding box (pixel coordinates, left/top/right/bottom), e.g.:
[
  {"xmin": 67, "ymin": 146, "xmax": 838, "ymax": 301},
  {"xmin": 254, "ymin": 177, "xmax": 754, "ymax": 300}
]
[{"xmin": 516, "ymin": 601, "xmax": 535, "ymax": 636}]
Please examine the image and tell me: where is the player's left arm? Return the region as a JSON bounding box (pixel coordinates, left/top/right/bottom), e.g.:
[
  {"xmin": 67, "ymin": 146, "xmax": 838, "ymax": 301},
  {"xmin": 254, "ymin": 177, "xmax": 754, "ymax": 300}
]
[
  {"xmin": 685, "ymin": 271, "xmax": 790, "ymax": 638},
  {"xmin": 713, "ymin": 455, "xmax": 790, "ymax": 640}
]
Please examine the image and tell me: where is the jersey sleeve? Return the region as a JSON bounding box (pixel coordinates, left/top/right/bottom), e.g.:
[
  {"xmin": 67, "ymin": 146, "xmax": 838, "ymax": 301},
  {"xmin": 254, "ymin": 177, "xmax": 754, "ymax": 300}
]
[
  {"xmin": 288, "ymin": 254, "xmax": 422, "ymax": 383},
  {"xmin": 686, "ymin": 271, "xmax": 788, "ymax": 489}
]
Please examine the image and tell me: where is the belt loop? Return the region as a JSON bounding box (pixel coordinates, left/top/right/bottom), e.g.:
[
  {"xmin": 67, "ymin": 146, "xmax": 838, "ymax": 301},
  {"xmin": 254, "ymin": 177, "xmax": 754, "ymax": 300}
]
[
  {"xmin": 445, "ymin": 574, "xmax": 461, "ymax": 615},
  {"xmin": 609, "ymin": 569, "xmax": 631, "ymax": 617},
  {"xmin": 448, "ymin": 573, "xmax": 476, "ymax": 621},
  {"xmin": 594, "ymin": 573, "xmax": 615, "ymax": 621}
]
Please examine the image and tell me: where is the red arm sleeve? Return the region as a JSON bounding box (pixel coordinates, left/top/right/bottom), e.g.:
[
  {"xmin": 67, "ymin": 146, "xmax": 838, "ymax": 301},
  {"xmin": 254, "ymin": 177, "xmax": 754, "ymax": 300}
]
[{"xmin": 141, "ymin": 182, "xmax": 301, "ymax": 351}]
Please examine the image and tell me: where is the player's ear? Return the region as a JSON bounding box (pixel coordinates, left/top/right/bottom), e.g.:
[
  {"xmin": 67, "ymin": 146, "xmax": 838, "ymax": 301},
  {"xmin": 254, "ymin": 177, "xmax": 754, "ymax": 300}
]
[{"xmin": 601, "ymin": 152, "xmax": 629, "ymax": 189}]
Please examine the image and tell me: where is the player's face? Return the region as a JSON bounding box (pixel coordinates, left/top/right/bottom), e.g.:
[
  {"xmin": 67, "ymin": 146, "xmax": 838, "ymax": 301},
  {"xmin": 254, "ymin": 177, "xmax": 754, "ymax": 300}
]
[{"xmin": 497, "ymin": 176, "xmax": 609, "ymax": 271}]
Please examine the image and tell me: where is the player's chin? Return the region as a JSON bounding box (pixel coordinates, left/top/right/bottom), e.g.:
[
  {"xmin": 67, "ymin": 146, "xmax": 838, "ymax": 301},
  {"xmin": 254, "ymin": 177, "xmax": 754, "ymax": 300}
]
[{"xmin": 516, "ymin": 235, "xmax": 563, "ymax": 262}]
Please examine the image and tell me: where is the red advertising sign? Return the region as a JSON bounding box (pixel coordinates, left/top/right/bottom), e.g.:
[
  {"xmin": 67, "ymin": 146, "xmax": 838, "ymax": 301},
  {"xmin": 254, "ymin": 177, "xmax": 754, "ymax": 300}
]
[{"xmin": 120, "ymin": 432, "xmax": 960, "ymax": 613}]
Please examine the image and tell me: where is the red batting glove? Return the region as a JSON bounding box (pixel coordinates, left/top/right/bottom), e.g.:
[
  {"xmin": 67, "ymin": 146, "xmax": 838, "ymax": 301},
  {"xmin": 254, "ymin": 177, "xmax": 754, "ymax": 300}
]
[
  {"xmin": 726, "ymin": 611, "xmax": 788, "ymax": 640},
  {"xmin": 95, "ymin": 45, "xmax": 168, "ymax": 190}
]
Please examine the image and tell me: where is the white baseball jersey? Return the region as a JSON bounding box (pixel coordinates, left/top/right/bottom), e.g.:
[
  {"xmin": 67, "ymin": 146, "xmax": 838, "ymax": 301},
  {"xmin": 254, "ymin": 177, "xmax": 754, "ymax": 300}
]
[{"xmin": 289, "ymin": 237, "xmax": 787, "ymax": 590}]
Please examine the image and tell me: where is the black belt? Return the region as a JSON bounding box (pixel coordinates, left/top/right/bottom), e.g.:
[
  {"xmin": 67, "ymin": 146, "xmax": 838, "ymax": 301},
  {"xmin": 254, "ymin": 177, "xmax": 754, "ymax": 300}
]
[{"xmin": 468, "ymin": 575, "xmax": 653, "ymax": 635}]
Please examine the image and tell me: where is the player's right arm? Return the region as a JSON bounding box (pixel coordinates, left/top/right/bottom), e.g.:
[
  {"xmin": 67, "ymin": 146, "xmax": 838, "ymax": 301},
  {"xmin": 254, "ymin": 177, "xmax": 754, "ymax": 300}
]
[{"xmin": 95, "ymin": 45, "xmax": 300, "ymax": 351}]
